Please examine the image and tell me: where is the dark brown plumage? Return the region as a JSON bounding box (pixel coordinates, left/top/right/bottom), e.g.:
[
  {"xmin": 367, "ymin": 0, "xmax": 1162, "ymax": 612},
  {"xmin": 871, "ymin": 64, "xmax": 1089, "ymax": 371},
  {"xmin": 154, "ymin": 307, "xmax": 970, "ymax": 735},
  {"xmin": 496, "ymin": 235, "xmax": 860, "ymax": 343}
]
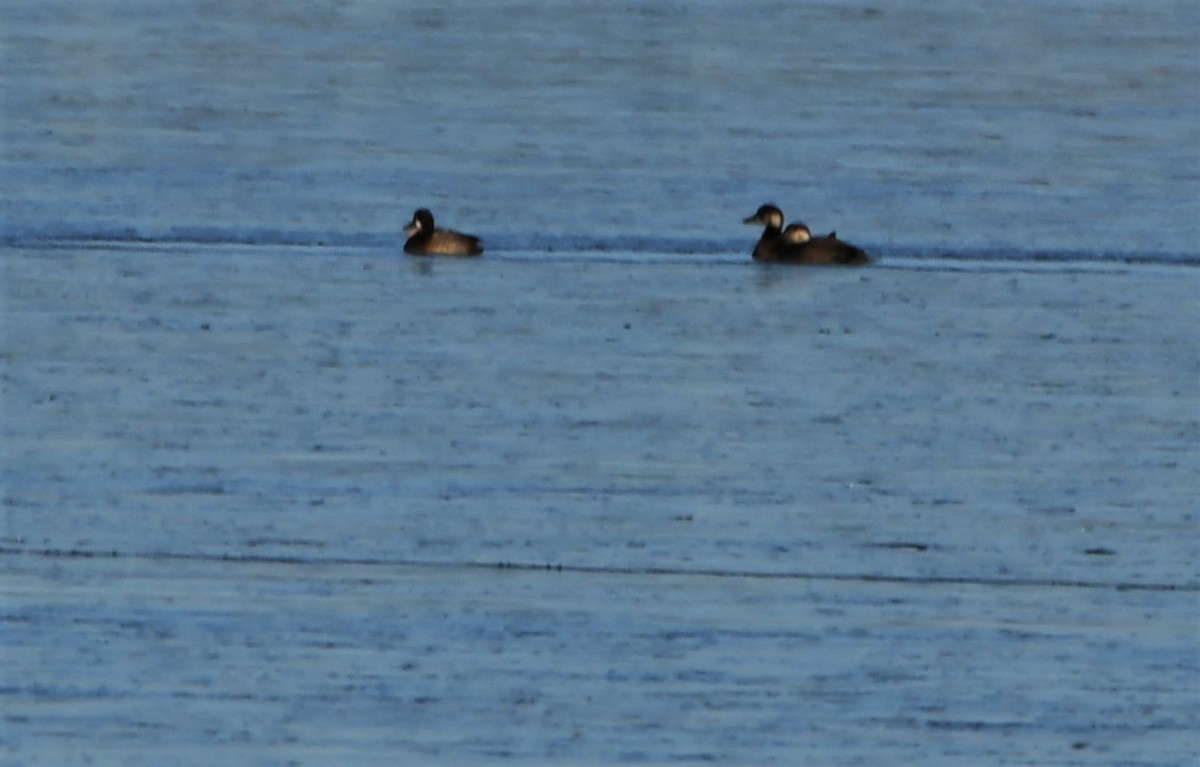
[
  {"xmin": 743, "ymin": 203, "xmax": 870, "ymax": 266},
  {"xmin": 403, "ymin": 208, "xmax": 483, "ymax": 256},
  {"xmin": 779, "ymin": 223, "xmax": 870, "ymax": 266}
]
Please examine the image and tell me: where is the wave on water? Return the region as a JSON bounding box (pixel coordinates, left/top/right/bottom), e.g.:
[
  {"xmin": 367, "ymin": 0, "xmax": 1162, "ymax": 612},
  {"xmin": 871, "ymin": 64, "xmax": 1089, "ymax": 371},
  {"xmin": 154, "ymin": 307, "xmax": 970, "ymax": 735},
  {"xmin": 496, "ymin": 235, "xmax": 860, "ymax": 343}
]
[
  {"xmin": 0, "ymin": 223, "xmax": 395, "ymax": 250},
  {"xmin": 3, "ymin": 223, "xmax": 1197, "ymax": 271}
]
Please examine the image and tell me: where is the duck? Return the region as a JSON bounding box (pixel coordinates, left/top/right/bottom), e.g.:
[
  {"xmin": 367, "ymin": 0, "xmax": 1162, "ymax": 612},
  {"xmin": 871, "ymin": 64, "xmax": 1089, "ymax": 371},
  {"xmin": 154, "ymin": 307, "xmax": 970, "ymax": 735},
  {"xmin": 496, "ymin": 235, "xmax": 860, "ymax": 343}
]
[
  {"xmin": 780, "ymin": 222, "xmax": 870, "ymax": 266},
  {"xmin": 743, "ymin": 204, "xmax": 869, "ymax": 265},
  {"xmin": 403, "ymin": 208, "xmax": 483, "ymax": 256},
  {"xmin": 742, "ymin": 203, "xmax": 787, "ymax": 261}
]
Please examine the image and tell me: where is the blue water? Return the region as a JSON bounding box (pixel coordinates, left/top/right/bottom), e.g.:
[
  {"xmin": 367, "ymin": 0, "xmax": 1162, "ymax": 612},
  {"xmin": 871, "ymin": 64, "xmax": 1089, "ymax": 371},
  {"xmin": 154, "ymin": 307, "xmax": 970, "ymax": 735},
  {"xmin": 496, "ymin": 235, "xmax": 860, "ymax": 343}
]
[
  {"xmin": 3, "ymin": 2, "xmax": 1199, "ymax": 765},
  {"xmin": 2, "ymin": 0, "xmax": 1198, "ymax": 260}
]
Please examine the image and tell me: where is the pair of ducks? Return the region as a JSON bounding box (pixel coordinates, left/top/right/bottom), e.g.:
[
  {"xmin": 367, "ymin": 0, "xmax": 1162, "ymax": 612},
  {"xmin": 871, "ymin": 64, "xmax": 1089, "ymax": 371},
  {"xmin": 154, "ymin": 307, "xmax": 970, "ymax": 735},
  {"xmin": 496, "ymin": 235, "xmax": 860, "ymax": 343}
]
[
  {"xmin": 403, "ymin": 203, "xmax": 870, "ymax": 265},
  {"xmin": 741, "ymin": 204, "xmax": 870, "ymax": 265}
]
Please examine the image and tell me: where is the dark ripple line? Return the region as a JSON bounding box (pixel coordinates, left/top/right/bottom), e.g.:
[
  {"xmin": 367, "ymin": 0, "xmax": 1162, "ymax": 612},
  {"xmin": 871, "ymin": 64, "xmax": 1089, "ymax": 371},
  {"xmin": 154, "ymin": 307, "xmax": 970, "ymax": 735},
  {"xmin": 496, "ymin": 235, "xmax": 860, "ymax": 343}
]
[
  {"xmin": 2, "ymin": 228, "xmax": 1196, "ymax": 268},
  {"xmin": 2, "ymin": 546, "xmax": 1194, "ymax": 594}
]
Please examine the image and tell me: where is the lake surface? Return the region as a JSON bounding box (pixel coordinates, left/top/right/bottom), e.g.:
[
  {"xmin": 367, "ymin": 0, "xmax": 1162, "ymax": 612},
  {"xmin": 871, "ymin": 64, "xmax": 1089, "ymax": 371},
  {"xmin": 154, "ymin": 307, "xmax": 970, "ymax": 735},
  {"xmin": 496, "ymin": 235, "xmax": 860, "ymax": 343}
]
[
  {"xmin": 2, "ymin": 1, "xmax": 1198, "ymax": 765},
  {"xmin": 3, "ymin": 0, "xmax": 1198, "ymax": 256}
]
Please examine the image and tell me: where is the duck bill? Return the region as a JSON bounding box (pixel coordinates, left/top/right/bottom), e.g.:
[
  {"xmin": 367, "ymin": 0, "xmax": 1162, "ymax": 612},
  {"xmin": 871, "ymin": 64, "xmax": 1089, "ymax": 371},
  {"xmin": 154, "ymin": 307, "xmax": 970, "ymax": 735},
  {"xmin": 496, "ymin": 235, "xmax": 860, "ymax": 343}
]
[
  {"xmin": 742, "ymin": 214, "xmax": 761, "ymax": 225},
  {"xmin": 404, "ymin": 222, "xmax": 421, "ymax": 236}
]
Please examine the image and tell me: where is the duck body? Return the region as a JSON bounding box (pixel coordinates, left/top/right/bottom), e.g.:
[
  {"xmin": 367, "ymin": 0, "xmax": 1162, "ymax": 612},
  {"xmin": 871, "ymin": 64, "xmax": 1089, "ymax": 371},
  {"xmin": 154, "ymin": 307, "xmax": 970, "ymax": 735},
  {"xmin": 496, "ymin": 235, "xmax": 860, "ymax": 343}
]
[
  {"xmin": 404, "ymin": 208, "xmax": 483, "ymax": 256},
  {"xmin": 744, "ymin": 204, "xmax": 870, "ymax": 266},
  {"xmin": 779, "ymin": 223, "xmax": 870, "ymax": 266}
]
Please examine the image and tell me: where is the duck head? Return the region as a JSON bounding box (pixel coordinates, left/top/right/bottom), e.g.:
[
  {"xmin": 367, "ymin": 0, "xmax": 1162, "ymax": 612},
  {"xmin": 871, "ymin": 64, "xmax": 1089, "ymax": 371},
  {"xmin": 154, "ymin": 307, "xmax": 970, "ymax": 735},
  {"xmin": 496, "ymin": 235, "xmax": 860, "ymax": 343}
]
[
  {"xmin": 743, "ymin": 203, "xmax": 785, "ymax": 231},
  {"xmin": 781, "ymin": 223, "xmax": 812, "ymax": 244},
  {"xmin": 405, "ymin": 208, "xmax": 435, "ymax": 237}
]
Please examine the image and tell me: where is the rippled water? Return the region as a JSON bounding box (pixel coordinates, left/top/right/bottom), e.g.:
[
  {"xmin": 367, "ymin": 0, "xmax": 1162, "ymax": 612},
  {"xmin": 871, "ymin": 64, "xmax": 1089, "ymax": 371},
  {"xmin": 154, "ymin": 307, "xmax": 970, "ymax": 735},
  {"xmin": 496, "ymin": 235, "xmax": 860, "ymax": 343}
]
[
  {"xmin": 2, "ymin": 0, "xmax": 1198, "ymax": 257},
  {"xmin": 3, "ymin": 2, "xmax": 1199, "ymax": 765}
]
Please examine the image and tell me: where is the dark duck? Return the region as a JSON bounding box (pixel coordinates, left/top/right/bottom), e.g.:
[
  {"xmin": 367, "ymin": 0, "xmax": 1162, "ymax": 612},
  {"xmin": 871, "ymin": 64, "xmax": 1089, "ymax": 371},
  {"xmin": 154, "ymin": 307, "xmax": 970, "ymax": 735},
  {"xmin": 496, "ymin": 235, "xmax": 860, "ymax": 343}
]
[
  {"xmin": 743, "ymin": 204, "xmax": 869, "ymax": 265},
  {"xmin": 403, "ymin": 208, "xmax": 483, "ymax": 256}
]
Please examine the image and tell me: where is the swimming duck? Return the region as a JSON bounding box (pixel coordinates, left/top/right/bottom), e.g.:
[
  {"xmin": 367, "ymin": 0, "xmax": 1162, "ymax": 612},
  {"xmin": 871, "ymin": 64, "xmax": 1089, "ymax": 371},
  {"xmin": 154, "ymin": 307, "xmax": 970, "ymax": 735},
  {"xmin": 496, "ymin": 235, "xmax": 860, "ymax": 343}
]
[
  {"xmin": 742, "ymin": 203, "xmax": 787, "ymax": 261},
  {"xmin": 403, "ymin": 208, "xmax": 483, "ymax": 256},
  {"xmin": 780, "ymin": 223, "xmax": 870, "ymax": 266},
  {"xmin": 743, "ymin": 204, "xmax": 869, "ymax": 265}
]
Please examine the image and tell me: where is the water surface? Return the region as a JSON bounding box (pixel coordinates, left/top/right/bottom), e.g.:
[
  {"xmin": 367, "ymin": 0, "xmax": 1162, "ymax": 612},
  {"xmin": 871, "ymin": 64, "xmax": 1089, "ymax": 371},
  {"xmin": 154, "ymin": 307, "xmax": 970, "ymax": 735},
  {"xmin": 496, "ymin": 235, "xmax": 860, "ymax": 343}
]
[
  {"xmin": 2, "ymin": 0, "xmax": 1197, "ymax": 256},
  {"xmin": 2, "ymin": 2, "xmax": 1198, "ymax": 765}
]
